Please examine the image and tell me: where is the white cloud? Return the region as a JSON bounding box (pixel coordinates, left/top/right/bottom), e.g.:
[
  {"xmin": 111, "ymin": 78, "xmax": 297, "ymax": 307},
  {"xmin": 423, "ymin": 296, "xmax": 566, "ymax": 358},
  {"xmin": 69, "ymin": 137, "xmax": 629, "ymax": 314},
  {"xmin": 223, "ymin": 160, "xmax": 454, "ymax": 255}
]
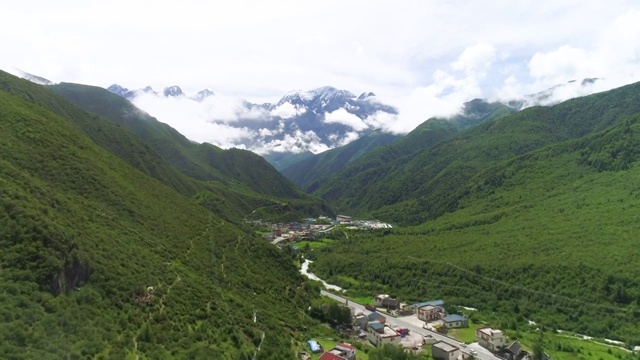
[
  {"xmin": 131, "ymin": 93, "xmax": 256, "ymax": 148},
  {"xmin": 270, "ymin": 102, "xmax": 306, "ymax": 119},
  {"xmin": 3, "ymin": 1, "xmax": 640, "ymax": 147},
  {"xmin": 324, "ymin": 108, "xmax": 369, "ymax": 131},
  {"xmin": 253, "ymin": 130, "xmax": 330, "ymax": 154},
  {"xmin": 336, "ymin": 131, "xmax": 360, "ymax": 147}
]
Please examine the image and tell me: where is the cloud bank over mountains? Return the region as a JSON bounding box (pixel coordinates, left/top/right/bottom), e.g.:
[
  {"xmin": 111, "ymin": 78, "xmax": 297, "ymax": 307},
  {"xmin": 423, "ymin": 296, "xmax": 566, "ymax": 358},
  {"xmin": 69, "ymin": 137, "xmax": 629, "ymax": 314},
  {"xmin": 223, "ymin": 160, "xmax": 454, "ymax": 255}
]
[{"xmin": 4, "ymin": 2, "xmax": 640, "ymax": 154}]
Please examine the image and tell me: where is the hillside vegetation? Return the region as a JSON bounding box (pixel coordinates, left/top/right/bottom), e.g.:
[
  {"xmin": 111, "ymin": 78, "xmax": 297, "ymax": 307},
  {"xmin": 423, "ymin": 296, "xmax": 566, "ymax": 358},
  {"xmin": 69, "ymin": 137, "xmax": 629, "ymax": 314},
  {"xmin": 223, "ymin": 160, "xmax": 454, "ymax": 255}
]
[
  {"xmin": 49, "ymin": 82, "xmax": 331, "ymax": 222},
  {"xmin": 0, "ymin": 71, "xmax": 318, "ymax": 358},
  {"xmin": 314, "ymin": 83, "xmax": 640, "ymax": 225},
  {"xmin": 309, "ymin": 100, "xmax": 514, "ymax": 218},
  {"xmin": 280, "ymin": 131, "xmax": 401, "ymax": 189},
  {"xmin": 309, "ymin": 83, "xmax": 640, "ymax": 345}
]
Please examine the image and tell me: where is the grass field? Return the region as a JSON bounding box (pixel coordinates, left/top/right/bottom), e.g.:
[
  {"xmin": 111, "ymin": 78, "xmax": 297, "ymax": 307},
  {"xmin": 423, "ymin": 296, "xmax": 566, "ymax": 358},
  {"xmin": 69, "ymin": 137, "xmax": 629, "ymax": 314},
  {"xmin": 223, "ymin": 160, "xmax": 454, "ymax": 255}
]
[
  {"xmin": 511, "ymin": 330, "xmax": 633, "ymax": 360},
  {"xmin": 448, "ymin": 319, "xmax": 480, "ymax": 343},
  {"xmin": 295, "ymin": 238, "xmax": 335, "ymax": 250},
  {"xmin": 304, "ymin": 337, "xmax": 370, "ymax": 360}
]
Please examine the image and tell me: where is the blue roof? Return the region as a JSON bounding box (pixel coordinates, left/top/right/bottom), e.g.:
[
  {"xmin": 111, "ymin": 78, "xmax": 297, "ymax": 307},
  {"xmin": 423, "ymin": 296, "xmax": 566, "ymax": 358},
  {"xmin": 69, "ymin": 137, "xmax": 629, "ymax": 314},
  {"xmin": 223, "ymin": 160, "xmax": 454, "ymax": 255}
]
[
  {"xmin": 369, "ymin": 321, "xmax": 384, "ymax": 331},
  {"xmin": 367, "ymin": 312, "xmax": 382, "ymax": 321},
  {"xmin": 413, "ymin": 299, "xmax": 444, "ymax": 308},
  {"xmin": 307, "ymin": 340, "xmax": 321, "ymax": 353},
  {"xmin": 443, "ymin": 314, "xmax": 466, "ymax": 323}
]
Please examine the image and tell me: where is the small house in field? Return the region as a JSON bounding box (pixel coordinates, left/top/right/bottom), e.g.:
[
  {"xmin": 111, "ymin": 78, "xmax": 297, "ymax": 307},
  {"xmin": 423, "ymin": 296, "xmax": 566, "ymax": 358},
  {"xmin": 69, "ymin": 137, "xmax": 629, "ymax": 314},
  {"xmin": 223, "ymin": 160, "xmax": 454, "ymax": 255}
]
[
  {"xmin": 442, "ymin": 314, "xmax": 468, "ymax": 328},
  {"xmin": 431, "ymin": 341, "xmax": 460, "ymax": 360}
]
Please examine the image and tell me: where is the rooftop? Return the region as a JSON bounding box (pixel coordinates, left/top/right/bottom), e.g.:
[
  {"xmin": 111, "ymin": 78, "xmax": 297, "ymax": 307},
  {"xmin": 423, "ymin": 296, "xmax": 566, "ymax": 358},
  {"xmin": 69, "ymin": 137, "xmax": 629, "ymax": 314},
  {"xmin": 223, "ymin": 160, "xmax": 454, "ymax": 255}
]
[
  {"xmin": 443, "ymin": 314, "xmax": 466, "ymax": 322},
  {"xmin": 477, "ymin": 327, "xmax": 503, "ymax": 337},
  {"xmin": 433, "ymin": 341, "xmax": 459, "ymax": 353},
  {"xmin": 335, "ymin": 343, "xmax": 355, "ymax": 350},
  {"xmin": 414, "ymin": 299, "xmax": 444, "ymax": 308},
  {"xmin": 319, "ymin": 352, "xmax": 344, "ymax": 360},
  {"xmin": 381, "ymin": 326, "xmax": 400, "ymax": 338}
]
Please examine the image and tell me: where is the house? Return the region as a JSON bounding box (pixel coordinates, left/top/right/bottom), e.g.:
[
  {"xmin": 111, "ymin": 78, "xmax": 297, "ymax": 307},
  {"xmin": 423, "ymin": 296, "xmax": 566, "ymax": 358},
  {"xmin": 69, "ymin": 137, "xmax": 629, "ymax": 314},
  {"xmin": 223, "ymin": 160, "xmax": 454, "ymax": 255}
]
[
  {"xmin": 498, "ymin": 340, "xmax": 527, "ymax": 360},
  {"xmin": 374, "ymin": 294, "xmax": 390, "ymax": 307},
  {"xmin": 476, "ymin": 327, "xmax": 505, "ymax": 352},
  {"xmin": 382, "ymin": 297, "xmax": 400, "ymax": 310},
  {"xmin": 417, "ymin": 305, "xmax": 440, "ymax": 322},
  {"xmin": 319, "ymin": 343, "xmax": 356, "ymax": 360},
  {"xmin": 366, "ymin": 321, "xmax": 400, "ymax": 347},
  {"xmin": 336, "ymin": 215, "xmax": 352, "ymax": 224},
  {"xmin": 366, "ymin": 312, "xmax": 386, "ymax": 325},
  {"xmin": 431, "ymin": 341, "xmax": 460, "ymax": 360},
  {"xmin": 442, "ymin": 314, "xmax": 468, "ymax": 328},
  {"xmin": 374, "ymin": 294, "xmax": 400, "ymax": 310}
]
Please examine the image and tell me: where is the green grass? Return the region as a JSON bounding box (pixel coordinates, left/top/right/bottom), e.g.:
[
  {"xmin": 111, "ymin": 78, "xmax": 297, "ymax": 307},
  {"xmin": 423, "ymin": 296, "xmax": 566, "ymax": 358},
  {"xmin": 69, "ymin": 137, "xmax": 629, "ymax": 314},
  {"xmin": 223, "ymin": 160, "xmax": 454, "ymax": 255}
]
[
  {"xmin": 351, "ymin": 296, "xmax": 374, "ymax": 305},
  {"xmin": 295, "ymin": 239, "xmax": 335, "ymax": 250},
  {"xmin": 448, "ymin": 319, "xmax": 479, "ymax": 343},
  {"xmin": 509, "ymin": 330, "xmax": 633, "ymax": 360}
]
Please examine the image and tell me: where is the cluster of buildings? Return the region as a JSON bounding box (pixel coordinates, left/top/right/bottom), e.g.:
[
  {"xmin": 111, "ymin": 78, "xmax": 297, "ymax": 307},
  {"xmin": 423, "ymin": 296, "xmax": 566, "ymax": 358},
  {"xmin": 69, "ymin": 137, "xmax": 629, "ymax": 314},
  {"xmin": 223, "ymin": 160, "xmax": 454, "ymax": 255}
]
[
  {"xmin": 430, "ymin": 327, "xmax": 537, "ymax": 360},
  {"xmin": 257, "ymin": 215, "xmax": 392, "ymax": 249},
  {"xmin": 302, "ymin": 341, "xmax": 356, "ymax": 360}
]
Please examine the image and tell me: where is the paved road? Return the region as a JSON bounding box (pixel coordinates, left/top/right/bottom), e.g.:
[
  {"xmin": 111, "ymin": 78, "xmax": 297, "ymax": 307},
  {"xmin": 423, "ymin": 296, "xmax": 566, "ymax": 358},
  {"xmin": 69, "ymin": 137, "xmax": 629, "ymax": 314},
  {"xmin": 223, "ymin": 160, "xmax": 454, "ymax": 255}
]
[{"xmin": 320, "ymin": 290, "xmax": 501, "ymax": 360}]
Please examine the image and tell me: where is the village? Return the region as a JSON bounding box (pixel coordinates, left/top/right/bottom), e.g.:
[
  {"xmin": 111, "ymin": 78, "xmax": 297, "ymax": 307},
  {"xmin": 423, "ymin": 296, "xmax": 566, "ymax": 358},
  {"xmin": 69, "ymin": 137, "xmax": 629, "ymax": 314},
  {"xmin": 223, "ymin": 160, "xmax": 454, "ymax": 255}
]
[
  {"xmin": 302, "ymin": 291, "xmax": 540, "ymax": 360},
  {"xmin": 254, "ymin": 215, "xmax": 549, "ymax": 360},
  {"xmin": 254, "ymin": 215, "xmax": 393, "ymax": 248}
]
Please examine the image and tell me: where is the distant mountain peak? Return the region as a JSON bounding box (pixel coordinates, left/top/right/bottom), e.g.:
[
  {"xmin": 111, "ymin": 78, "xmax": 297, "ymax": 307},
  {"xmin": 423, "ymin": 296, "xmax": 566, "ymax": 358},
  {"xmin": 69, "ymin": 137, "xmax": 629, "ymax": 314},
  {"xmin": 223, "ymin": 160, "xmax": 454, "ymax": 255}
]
[
  {"xmin": 277, "ymin": 86, "xmax": 357, "ymax": 107},
  {"xmin": 163, "ymin": 85, "xmax": 184, "ymax": 97},
  {"xmin": 193, "ymin": 88, "xmax": 215, "ymax": 102},
  {"xmin": 357, "ymin": 91, "xmax": 376, "ymax": 100}
]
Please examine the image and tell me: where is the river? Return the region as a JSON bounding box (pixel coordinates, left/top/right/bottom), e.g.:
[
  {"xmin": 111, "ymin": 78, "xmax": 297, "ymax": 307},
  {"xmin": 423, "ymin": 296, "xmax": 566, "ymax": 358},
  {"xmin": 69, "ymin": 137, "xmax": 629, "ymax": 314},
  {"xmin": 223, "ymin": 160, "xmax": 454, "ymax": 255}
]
[{"xmin": 300, "ymin": 258, "xmax": 344, "ymax": 292}]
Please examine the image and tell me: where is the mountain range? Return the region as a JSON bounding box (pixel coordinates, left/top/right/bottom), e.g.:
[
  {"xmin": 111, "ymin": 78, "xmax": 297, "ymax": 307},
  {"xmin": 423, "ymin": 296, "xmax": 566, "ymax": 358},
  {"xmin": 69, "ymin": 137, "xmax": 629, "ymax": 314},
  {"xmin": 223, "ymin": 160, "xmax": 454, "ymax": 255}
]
[
  {"xmin": 107, "ymin": 83, "xmax": 399, "ymax": 155},
  {"xmin": 5, "ymin": 66, "xmax": 640, "ymax": 356}
]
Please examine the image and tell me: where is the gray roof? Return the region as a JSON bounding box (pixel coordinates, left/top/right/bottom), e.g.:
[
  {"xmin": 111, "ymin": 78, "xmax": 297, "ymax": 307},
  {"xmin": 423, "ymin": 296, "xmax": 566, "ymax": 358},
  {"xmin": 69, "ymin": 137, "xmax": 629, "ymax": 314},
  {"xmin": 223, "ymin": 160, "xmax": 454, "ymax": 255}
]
[
  {"xmin": 413, "ymin": 299, "xmax": 444, "ymax": 308},
  {"xmin": 369, "ymin": 321, "xmax": 384, "ymax": 331},
  {"xmin": 443, "ymin": 314, "xmax": 466, "ymax": 323},
  {"xmin": 433, "ymin": 341, "xmax": 458, "ymax": 353}
]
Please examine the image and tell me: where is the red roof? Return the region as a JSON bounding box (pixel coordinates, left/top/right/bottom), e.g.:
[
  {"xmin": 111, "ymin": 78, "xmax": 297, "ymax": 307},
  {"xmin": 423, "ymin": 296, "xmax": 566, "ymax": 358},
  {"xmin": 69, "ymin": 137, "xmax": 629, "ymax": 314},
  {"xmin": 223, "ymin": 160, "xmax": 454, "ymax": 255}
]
[
  {"xmin": 319, "ymin": 352, "xmax": 345, "ymax": 360},
  {"xmin": 336, "ymin": 342, "xmax": 354, "ymax": 350}
]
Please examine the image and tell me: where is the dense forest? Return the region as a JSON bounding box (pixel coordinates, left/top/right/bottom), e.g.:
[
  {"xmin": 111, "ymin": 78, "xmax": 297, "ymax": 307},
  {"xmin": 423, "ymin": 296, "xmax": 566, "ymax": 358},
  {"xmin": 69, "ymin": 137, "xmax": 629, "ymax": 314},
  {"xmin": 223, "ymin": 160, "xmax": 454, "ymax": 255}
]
[
  {"xmin": 0, "ymin": 71, "xmax": 325, "ymax": 358},
  {"xmin": 310, "ymin": 82, "xmax": 640, "ymax": 225},
  {"xmin": 309, "ymin": 109, "xmax": 640, "ymax": 346}
]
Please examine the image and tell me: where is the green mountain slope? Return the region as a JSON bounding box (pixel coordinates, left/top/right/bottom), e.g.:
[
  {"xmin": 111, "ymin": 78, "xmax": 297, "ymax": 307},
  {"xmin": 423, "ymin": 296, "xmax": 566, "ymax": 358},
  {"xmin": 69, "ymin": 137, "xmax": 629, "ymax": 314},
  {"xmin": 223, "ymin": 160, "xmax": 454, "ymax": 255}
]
[
  {"xmin": 280, "ymin": 131, "xmax": 402, "ymax": 188},
  {"xmin": 0, "ymin": 71, "xmax": 317, "ymax": 358},
  {"xmin": 311, "ymin": 112, "xmax": 640, "ymax": 343},
  {"xmin": 281, "ymin": 99, "xmax": 513, "ymax": 193},
  {"xmin": 49, "ymin": 82, "xmax": 310, "ymax": 200},
  {"xmin": 315, "ymin": 84, "xmax": 640, "ymax": 224},
  {"xmin": 46, "ymin": 82, "xmax": 331, "ymax": 222},
  {"xmin": 311, "ymin": 100, "xmax": 515, "ymax": 217},
  {"xmin": 263, "ymin": 151, "xmax": 315, "ymax": 172},
  {"xmin": 308, "ymin": 84, "xmax": 640, "ymax": 344}
]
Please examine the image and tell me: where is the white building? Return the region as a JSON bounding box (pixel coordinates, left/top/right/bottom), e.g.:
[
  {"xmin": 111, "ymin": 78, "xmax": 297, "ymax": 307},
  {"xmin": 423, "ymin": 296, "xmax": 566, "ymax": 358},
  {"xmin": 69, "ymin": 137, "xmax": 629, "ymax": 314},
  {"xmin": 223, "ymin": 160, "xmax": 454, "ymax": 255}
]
[
  {"xmin": 476, "ymin": 327, "xmax": 505, "ymax": 352},
  {"xmin": 367, "ymin": 321, "xmax": 400, "ymax": 347}
]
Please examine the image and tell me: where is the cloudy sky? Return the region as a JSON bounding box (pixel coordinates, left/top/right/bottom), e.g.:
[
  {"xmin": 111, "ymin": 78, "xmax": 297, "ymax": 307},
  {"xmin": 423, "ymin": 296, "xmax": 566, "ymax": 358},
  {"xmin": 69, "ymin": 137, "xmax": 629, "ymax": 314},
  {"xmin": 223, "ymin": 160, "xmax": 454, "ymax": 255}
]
[{"xmin": 3, "ymin": 0, "xmax": 640, "ymax": 148}]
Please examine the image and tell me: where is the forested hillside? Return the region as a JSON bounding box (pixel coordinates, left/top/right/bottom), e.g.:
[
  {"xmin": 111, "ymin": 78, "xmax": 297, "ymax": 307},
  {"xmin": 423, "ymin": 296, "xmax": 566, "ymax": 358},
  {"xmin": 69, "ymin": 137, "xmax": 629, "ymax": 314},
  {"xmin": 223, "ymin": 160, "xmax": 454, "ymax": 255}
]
[
  {"xmin": 0, "ymin": 71, "xmax": 318, "ymax": 358},
  {"xmin": 308, "ymin": 84, "xmax": 640, "ymax": 345},
  {"xmin": 313, "ymin": 83, "xmax": 640, "ymax": 225},
  {"xmin": 280, "ymin": 131, "xmax": 401, "ymax": 189}
]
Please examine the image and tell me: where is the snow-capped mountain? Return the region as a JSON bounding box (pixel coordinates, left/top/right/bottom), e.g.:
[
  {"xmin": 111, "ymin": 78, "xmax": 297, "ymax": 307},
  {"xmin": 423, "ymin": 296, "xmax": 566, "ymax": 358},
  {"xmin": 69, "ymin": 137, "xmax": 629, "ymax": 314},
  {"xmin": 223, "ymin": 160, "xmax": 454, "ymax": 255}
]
[
  {"xmin": 107, "ymin": 84, "xmax": 399, "ymax": 155},
  {"xmin": 192, "ymin": 89, "xmax": 215, "ymax": 102},
  {"xmin": 162, "ymin": 85, "xmax": 184, "ymax": 97}
]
